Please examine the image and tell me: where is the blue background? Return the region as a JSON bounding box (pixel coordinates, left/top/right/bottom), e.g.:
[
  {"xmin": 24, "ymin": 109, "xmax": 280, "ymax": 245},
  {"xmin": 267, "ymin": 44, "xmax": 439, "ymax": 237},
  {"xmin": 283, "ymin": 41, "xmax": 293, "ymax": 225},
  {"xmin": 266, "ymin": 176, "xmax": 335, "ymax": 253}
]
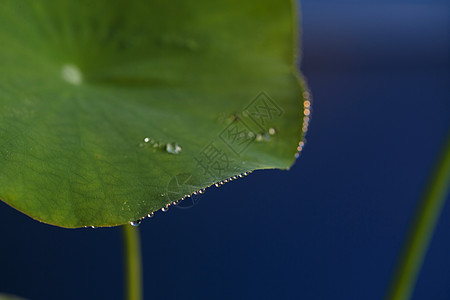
[{"xmin": 1, "ymin": 1, "xmax": 449, "ymax": 299}]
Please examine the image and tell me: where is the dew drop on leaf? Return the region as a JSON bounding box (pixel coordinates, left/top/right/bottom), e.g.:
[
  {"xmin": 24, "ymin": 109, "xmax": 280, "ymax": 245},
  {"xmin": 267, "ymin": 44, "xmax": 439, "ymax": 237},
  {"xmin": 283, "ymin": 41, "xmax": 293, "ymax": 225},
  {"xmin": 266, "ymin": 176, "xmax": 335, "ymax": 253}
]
[
  {"xmin": 166, "ymin": 143, "xmax": 182, "ymax": 154},
  {"xmin": 130, "ymin": 220, "xmax": 141, "ymax": 226},
  {"xmin": 256, "ymin": 132, "xmax": 271, "ymax": 142}
]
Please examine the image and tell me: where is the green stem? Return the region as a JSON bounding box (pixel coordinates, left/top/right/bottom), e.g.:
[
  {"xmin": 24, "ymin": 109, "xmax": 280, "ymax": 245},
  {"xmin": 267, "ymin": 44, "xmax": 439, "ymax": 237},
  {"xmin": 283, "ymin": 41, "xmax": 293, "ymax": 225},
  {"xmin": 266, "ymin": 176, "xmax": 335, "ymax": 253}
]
[
  {"xmin": 122, "ymin": 225, "xmax": 143, "ymax": 300},
  {"xmin": 386, "ymin": 133, "xmax": 450, "ymax": 300}
]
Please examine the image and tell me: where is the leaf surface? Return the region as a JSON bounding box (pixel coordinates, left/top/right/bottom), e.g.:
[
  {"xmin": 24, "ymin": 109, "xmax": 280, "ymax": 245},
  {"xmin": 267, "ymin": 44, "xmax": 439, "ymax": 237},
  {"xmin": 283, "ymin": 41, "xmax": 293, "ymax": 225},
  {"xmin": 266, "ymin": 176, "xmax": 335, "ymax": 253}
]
[{"xmin": 0, "ymin": 0, "xmax": 308, "ymax": 227}]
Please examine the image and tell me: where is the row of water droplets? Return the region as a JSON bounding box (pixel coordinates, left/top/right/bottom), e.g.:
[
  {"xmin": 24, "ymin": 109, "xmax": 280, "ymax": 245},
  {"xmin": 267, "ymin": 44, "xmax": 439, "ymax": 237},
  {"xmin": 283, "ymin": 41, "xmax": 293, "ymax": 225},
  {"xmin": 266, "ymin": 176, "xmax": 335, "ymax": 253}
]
[
  {"xmin": 140, "ymin": 137, "xmax": 182, "ymax": 154},
  {"xmin": 88, "ymin": 93, "xmax": 306, "ymax": 228},
  {"xmin": 130, "ymin": 105, "xmax": 278, "ymax": 227},
  {"xmin": 128, "ymin": 171, "xmax": 253, "ymax": 226},
  {"xmin": 228, "ymin": 126, "xmax": 277, "ymax": 143},
  {"xmin": 295, "ymin": 90, "xmax": 312, "ymax": 158}
]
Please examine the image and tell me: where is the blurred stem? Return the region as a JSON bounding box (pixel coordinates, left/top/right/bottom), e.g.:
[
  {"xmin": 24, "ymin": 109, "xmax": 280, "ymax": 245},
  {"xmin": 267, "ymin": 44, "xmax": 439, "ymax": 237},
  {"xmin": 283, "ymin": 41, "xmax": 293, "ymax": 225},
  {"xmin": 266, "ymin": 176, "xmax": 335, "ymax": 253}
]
[
  {"xmin": 386, "ymin": 133, "xmax": 450, "ymax": 300},
  {"xmin": 122, "ymin": 225, "xmax": 143, "ymax": 300}
]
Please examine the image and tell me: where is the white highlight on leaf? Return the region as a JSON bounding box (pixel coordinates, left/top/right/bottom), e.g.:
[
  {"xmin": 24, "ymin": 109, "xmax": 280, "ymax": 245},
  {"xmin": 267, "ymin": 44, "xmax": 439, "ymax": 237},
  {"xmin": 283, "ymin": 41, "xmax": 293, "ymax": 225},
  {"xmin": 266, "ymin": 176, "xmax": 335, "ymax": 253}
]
[{"xmin": 61, "ymin": 64, "xmax": 83, "ymax": 85}]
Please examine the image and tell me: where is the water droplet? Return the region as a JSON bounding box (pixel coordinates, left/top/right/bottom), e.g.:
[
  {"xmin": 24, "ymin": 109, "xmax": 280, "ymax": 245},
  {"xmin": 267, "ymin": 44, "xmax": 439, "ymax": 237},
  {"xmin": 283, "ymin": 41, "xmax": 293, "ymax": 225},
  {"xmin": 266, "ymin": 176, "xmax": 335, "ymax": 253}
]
[
  {"xmin": 61, "ymin": 64, "xmax": 83, "ymax": 85},
  {"xmin": 256, "ymin": 132, "xmax": 271, "ymax": 142},
  {"xmin": 304, "ymin": 100, "xmax": 311, "ymax": 108},
  {"xmin": 144, "ymin": 137, "xmax": 150, "ymax": 143},
  {"xmin": 268, "ymin": 128, "xmax": 276, "ymax": 135},
  {"xmin": 147, "ymin": 212, "xmax": 154, "ymax": 218},
  {"xmin": 166, "ymin": 142, "xmax": 182, "ymax": 154},
  {"xmin": 91, "ymin": 226, "xmax": 97, "ymax": 229},
  {"xmin": 130, "ymin": 220, "xmax": 141, "ymax": 226},
  {"xmin": 161, "ymin": 206, "xmax": 169, "ymax": 212},
  {"xmin": 215, "ymin": 183, "xmax": 220, "ymax": 187}
]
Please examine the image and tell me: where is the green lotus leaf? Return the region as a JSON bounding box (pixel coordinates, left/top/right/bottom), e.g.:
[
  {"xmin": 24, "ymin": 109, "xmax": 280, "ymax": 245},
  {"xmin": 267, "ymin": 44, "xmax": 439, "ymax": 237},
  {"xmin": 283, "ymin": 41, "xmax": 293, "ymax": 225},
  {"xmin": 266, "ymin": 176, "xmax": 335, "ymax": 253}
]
[{"xmin": 0, "ymin": 0, "xmax": 308, "ymax": 228}]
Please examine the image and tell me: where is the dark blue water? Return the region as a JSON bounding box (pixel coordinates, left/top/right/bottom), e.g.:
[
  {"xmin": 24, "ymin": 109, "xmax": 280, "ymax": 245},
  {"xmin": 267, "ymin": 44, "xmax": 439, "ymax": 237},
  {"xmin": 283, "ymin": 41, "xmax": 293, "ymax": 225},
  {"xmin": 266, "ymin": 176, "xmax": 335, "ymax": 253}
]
[{"xmin": 1, "ymin": 1, "xmax": 449, "ymax": 299}]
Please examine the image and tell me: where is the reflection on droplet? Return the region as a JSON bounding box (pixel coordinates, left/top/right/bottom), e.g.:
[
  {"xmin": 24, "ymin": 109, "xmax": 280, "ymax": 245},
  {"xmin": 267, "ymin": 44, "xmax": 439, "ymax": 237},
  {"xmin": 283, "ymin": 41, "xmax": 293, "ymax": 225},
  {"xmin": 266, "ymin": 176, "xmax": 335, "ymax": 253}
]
[
  {"xmin": 166, "ymin": 143, "xmax": 182, "ymax": 154},
  {"xmin": 147, "ymin": 212, "xmax": 154, "ymax": 218},
  {"xmin": 130, "ymin": 220, "xmax": 141, "ymax": 226}
]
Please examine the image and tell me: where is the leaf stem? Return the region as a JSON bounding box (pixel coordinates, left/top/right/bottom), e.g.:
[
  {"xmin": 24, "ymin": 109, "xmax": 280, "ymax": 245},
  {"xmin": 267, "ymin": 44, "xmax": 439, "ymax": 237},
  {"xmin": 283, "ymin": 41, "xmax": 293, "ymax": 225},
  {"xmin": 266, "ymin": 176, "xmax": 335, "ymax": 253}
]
[
  {"xmin": 122, "ymin": 225, "xmax": 143, "ymax": 300},
  {"xmin": 386, "ymin": 133, "xmax": 450, "ymax": 300}
]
